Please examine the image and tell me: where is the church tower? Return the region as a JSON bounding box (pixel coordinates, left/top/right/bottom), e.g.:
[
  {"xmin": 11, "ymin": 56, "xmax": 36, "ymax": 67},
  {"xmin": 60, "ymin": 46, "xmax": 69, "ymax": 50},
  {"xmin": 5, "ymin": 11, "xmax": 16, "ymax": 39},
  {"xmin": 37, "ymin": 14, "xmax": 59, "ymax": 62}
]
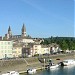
[
  {"xmin": 21, "ymin": 24, "xmax": 26, "ymax": 37},
  {"xmin": 8, "ymin": 26, "xmax": 12, "ymax": 38}
]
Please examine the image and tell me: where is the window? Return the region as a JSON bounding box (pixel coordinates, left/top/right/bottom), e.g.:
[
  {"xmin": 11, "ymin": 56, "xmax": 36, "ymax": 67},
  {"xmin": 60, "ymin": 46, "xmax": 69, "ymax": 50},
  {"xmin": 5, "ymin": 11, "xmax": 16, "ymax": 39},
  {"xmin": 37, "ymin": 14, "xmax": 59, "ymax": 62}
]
[
  {"xmin": 5, "ymin": 42, "xmax": 7, "ymax": 45},
  {"xmin": 5, "ymin": 46, "xmax": 7, "ymax": 49},
  {"xmin": 1, "ymin": 42, "xmax": 3, "ymax": 45},
  {"xmin": 8, "ymin": 42, "xmax": 10, "ymax": 45},
  {"xmin": 26, "ymin": 50, "xmax": 28, "ymax": 52},
  {"xmin": 35, "ymin": 46, "xmax": 37, "ymax": 47},
  {"xmin": 1, "ymin": 50, "xmax": 3, "ymax": 53},
  {"xmin": 8, "ymin": 50, "xmax": 12, "ymax": 53},
  {"xmin": 5, "ymin": 50, "xmax": 7, "ymax": 53},
  {"xmin": 1, "ymin": 46, "xmax": 3, "ymax": 49}
]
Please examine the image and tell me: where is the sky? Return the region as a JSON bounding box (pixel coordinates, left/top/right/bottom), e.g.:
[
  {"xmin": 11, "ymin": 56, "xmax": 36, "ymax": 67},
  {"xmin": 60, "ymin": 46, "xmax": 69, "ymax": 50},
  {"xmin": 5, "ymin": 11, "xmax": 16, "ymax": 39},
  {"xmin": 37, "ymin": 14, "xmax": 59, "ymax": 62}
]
[{"xmin": 0, "ymin": 0, "xmax": 74, "ymax": 38}]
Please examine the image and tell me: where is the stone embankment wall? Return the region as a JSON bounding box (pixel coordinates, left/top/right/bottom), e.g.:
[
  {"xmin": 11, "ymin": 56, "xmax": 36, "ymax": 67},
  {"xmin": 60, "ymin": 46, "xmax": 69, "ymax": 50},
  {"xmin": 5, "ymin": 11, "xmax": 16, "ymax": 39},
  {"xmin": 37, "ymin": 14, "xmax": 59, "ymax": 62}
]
[
  {"xmin": 0, "ymin": 53, "xmax": 75, "ymax": 68},
  {"xmin": 0, "ymin": 57, "xmax": 39, "ymax": 68},
  {"xmin": 0, "ymin": 53, "xmax": 75, "ymax": 67},
  {"xmin": 0, "ymin": 53, "xmax": 75, "ymax": 74}
]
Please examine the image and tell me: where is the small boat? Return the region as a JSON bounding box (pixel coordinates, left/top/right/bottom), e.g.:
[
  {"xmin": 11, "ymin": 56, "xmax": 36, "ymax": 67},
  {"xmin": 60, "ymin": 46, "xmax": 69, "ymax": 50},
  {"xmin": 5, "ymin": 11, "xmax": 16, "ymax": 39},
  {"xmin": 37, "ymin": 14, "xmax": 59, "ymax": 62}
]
[
  {"xmin": 50, "ymin": 64, "xmax": 59, "ymax": 69},
  {"xmin": 2, "ymin": 71, "xmax": 19, "ymax": 75},
  {"xmin": 48, "ymin": 59, "xmax": 59, "ymax": 69},
  {"xmin": 27, "ymin": 68, "xmax": 36, "ymax": 74},
  {"xmin": 60, "ymin": 59, "xmax": 75, "ymax": 66}
]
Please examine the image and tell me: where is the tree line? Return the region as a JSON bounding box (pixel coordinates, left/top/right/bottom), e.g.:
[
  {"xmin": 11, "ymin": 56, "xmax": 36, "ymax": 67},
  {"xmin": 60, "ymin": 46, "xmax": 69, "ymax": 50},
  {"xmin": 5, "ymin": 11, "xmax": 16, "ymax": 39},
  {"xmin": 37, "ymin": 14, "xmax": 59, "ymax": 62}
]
[{"xmin": 41, "ymin": 37, "xmax": 75, "ymax": 50}]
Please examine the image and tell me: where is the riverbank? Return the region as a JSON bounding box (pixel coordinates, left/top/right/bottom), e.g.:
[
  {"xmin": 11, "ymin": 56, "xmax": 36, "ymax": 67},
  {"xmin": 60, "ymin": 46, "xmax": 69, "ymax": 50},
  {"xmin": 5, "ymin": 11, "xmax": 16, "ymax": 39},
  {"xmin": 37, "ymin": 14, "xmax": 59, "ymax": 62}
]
[
  {"xmin": 0, "ymin": 53, "xmax": 75, "ymax": 74},
  {"xmin": 0, "ymin": 57, "xmax": 43, "ymax": 74}
]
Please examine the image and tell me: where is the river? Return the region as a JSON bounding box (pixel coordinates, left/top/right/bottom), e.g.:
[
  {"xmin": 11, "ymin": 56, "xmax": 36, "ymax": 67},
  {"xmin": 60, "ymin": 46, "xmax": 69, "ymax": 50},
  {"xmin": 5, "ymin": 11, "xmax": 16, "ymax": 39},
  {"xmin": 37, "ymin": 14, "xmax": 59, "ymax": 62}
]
[{"xmin": 20, "ymin": 65, "xmax": 75, "ymax": 75}]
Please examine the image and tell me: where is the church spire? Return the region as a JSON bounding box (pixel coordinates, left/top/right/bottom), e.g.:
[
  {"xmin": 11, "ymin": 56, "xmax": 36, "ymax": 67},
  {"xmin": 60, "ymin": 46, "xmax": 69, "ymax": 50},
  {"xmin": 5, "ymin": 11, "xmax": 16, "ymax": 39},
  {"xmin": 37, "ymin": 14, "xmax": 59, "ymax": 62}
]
[
  {"xmin": 21, "ymin": 23, "xmax": 26, "ymax": 37},
  {"xmin": 8, "ymin": 26, "xmax": 12, "ymax": 38},
  {"xmin": 22, "ymin": 23, "xmax": 26, "ymax": 32},
  {"xmin": 8, "ymin": 26, "xmax": 11, "ymax": 32}
]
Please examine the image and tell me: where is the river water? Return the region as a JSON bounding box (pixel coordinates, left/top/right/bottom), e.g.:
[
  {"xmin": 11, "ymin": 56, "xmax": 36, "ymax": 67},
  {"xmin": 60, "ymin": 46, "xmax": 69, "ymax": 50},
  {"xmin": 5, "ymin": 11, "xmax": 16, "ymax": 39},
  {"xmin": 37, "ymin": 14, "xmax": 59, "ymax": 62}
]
[{"xmin": 20, "ymin": 66, "xmax": 75, "ymax": 75}]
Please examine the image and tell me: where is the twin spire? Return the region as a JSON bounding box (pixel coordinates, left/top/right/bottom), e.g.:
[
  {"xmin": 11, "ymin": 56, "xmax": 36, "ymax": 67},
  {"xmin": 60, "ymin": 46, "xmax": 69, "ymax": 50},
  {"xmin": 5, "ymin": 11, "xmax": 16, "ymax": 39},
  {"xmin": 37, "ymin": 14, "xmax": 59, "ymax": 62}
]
[{"xmin": 8, "ymin": 23, "xmax": 26, "ymax": 38}]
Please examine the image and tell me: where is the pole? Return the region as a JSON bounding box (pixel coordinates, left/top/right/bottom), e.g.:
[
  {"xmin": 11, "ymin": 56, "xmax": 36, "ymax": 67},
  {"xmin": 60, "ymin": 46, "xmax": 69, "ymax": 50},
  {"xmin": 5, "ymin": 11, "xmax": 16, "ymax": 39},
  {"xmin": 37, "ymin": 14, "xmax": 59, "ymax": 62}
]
[{"xmin": 44, "ymin": 58, "xmax": 45, "ymax": 69}]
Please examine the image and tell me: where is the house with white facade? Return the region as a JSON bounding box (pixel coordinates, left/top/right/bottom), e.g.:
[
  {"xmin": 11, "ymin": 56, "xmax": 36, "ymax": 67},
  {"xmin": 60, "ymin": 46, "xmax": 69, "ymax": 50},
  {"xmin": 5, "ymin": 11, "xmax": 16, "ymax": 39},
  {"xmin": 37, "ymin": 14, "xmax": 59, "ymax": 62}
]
[
  {"xmin": 41, "ymin": 45, "xmax": 50, "ymax": 54},
  {"xmin": 0, "ymin": 40, "xmax": 13, "ymax": 59}
]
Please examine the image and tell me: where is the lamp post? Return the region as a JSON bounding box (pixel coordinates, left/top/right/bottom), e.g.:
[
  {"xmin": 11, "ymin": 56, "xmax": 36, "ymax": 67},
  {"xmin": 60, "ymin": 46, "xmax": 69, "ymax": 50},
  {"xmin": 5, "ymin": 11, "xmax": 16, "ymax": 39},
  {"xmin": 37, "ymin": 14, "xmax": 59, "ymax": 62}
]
[{"xmin": 44, "ymin": 58, "xmax": 45, "ymax": 69}]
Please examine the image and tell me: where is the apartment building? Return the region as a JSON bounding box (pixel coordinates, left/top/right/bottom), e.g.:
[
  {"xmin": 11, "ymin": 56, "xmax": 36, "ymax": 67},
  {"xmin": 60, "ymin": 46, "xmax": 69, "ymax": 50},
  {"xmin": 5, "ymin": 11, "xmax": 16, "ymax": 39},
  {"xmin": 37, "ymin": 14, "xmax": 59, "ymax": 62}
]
[
  {"xmin": 33, "ymin": 44, "xmax": 41, "ymax": 55},
  {"xmin": 12, "ymin": 46, "xmax": 22, "ymax": 58},
  {"xmin": 41, "ymin": 45, "xmax": 50, "ymax": 54},
  {"xmin": 0, "ymin": 40, "xmax": 13, "ymax": 59}
]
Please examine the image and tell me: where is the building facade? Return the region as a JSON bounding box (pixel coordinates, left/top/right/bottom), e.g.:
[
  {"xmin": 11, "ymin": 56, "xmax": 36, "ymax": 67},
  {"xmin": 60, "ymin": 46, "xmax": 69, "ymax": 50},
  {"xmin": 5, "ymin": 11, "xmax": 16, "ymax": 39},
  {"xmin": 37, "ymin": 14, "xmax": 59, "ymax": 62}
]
[
  {"xmin": 0, "ymin": 41, "xmax": 13, "ymax": 59},
  {"xmin": 33, "ymin": 44, "xmax": 41, "ymax": 55},
  {"xmin": 41, "ymin": 45, "xmax": 50, "ymax": 54},
  {"xmin": 12, "ymin": 46, "xmax": 22, "ymax": 58},
  {"xmin": 21, "ymin": 38, "xmax": 34, "ymax": 43}
]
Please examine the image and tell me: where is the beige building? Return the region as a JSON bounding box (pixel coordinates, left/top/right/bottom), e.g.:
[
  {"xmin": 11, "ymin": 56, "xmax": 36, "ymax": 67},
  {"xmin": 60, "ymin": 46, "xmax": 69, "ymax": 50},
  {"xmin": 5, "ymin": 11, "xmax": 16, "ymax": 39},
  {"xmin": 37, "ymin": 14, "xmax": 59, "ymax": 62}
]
[
  {"xmin": 33, "ymin": 44, "xmax": 41, "ymax": 55},
  {"xmin": 32, "ymin": 44, "xmax": 50, "ymax": 55},
  {"xmin": 12, "ymin": 44, "xmax": 22, "ymax": 58},
  {"xmin": 0, "ymin": 40, "xmax": 13, "ymax": 59},
  {"xmin": 41, "ymin": 45, "xmax": 50, "ymax": 54},
  {"xmin": 21, "ymin": 38, "xmax": 34, "ymax": 43},
  {"xmin": 33, "ymin": 38, "xmax": 44, "ymax": 44}
]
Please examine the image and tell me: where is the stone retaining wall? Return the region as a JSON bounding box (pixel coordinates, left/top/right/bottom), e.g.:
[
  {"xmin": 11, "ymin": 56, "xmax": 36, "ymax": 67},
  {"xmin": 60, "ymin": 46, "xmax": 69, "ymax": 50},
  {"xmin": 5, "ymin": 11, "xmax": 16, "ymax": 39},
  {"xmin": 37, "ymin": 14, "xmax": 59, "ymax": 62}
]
[{"xmin": 0, "ymin": 57, "xmax": 39, "ymax": 67}]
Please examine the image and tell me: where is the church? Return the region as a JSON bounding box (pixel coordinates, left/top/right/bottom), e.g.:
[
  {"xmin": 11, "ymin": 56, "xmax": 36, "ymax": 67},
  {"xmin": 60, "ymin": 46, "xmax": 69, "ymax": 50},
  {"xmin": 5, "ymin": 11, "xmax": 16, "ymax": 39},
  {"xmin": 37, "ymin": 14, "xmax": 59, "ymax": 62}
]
[
  {"xmin": 5, "ymin": 23, "xmax": 27, "ymax": 39},
  {"xmin": 4, "ymin": 23, "xmax": 36, "ymax": 44},
  {"xmin": 4, "ymin": 24, "xmax": 43, "ymax": 44}
]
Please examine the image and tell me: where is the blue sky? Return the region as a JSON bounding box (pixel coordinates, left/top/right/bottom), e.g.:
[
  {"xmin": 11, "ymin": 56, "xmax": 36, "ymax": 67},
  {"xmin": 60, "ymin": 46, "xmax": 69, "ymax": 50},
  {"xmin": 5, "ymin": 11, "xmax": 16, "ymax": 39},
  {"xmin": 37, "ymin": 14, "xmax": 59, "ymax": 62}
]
[{"xmin": 0, "ymin": 0, "xmax": 74, "ymax": 38}]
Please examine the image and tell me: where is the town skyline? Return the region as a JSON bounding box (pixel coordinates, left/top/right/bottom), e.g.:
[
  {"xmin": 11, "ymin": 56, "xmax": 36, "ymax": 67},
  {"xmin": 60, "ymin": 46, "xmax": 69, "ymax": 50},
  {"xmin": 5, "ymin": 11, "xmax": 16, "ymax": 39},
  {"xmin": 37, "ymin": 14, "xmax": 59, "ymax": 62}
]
[
  {"xmin": 0, "ymin": 24, "xmax": 75, "ymax": 38},
  {"xmin": 0, "ymin": 0, "xmax": 74, "ymax": 37}
]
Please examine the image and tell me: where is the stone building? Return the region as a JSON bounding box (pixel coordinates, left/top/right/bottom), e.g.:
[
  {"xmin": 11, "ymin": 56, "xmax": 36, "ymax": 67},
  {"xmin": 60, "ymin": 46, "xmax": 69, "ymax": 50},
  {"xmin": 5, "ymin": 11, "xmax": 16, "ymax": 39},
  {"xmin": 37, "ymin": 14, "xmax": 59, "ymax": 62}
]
[{"xmin": 5, "ymin": 23, "xmax": 26, "ymax": 39}]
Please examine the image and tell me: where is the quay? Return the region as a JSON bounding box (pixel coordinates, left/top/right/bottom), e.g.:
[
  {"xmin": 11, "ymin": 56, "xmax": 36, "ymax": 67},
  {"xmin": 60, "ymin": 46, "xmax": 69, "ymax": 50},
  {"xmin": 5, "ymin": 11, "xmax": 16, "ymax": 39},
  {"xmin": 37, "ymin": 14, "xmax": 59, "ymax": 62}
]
[
  {"xmin": 0, "ymin": 53, "xmax": 75, "ymax": 74},
  {"xmin": 19, "ymin": 67, "xmax": 45, "ymax": 74}
]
